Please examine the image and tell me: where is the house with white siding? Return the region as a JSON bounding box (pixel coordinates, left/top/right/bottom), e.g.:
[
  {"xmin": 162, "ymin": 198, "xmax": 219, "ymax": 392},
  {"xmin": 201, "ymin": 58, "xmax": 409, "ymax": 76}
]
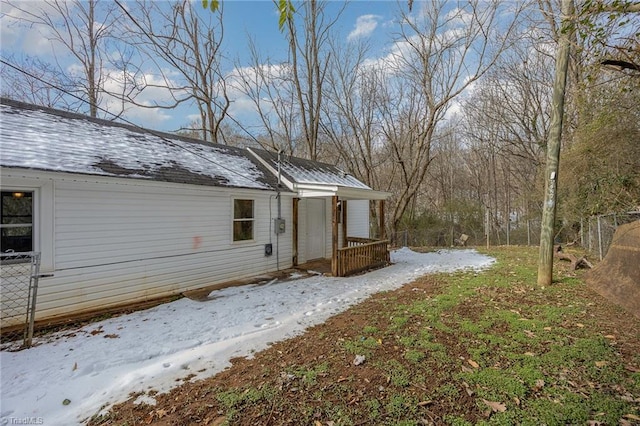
[
  {"xmin": 0, "ymin": 98, "xmax": 389, "ymax": 326},
  {"xmin": 248, "ymin": 149, "xmax": 390, "ymax": 276}
]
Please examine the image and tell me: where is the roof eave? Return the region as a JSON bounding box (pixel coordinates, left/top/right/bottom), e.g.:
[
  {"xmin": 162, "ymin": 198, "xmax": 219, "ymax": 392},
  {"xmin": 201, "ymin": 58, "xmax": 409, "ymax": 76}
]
[{"xmin": 294, "ymin": 183, "xmax": 390, "ymax": 200}]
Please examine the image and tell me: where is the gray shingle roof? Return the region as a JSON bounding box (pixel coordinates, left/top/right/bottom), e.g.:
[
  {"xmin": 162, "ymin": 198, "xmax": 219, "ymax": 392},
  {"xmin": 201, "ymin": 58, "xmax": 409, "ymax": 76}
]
[
  {"xmin": 0, "ymin": 98, "xmax": 277, "ymax": 191},
  {"xmin": 249, "ymin": 148, "xmax": 371, "ymax": 189}
]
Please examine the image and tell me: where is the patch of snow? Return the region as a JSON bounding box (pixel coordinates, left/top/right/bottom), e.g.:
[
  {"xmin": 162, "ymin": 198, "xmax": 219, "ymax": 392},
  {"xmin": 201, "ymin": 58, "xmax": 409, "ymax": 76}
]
[
  {"xmin": 133, "ymin": 394, "xmax": 156, "ymax": 406},
  {"xmin": 0, "ymin": 248, "xmax": 494, "ymax": 425},
  {"xmin": 0, "ymin": 104, "xmax": 271, "ymax": 190},
  {"xmin": 280, "ymin": 160, "xmax": 370, "ymax": 189}
]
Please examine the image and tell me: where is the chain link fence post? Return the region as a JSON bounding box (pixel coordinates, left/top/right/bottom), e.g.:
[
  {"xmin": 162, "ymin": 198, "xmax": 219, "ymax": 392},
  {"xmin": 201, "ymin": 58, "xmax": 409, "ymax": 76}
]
[
  {"xmin": 1, "ymin": 252, "xmax": 41, "ymax": 349},
  {"xmin": 584, "ymin": 212, "xmax": 640, "ymax": 260}
]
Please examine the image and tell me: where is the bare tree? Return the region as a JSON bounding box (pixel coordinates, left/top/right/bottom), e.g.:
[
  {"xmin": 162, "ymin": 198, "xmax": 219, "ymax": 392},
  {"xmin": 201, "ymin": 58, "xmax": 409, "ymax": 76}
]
[
  {"xmin": 122, "ymin": 0, "xmax": 229, "ymax": 143},
  {"xmin": 284, "ymin": 0, "xmax": 345, "ymax": 160},
  {"xmin": 0, "ymin": 55, "xmax": 70, "ymax": 108},
  {"xmin": 3, "ymin": 0, "xmax": 132, "ymax": 118},
  {"xmin": 231, "ymin": 40, "xmax": 301, "ymax": 154},
  {"xmin": 378, "ymin": 0, "xmax": 522, "ymax": 236},
  {"xmin": 459, "ymin": 33, "xmax": 555, "ymax": 230},
  {"xmin": 321, "ymin": 39, "xmax": 388, "ymax": 191},
  {"xmin": 233, "ymin": 0, "xmax": 343, "ymax": 159}
]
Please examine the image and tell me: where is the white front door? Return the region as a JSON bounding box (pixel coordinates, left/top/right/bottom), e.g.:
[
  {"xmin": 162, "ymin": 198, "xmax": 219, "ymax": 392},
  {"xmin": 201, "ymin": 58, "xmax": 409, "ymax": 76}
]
[{"xmin": 305, "ymin": 198, "xmax": 326, "ymax": 260}]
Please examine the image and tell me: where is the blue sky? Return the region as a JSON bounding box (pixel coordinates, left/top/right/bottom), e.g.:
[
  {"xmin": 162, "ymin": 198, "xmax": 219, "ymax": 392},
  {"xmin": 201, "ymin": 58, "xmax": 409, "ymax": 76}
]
[
  {"xmin": 0, "ymin": 1, "xmax": 445, "ymax": 134},
  {"xmin": 222, "ymin": 0, "xmax": 398, "ymax": 62}
]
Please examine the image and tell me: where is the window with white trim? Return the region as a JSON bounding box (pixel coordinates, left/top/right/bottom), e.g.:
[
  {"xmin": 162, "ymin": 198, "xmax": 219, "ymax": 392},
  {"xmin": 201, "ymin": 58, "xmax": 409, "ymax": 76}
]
[
  {"xmin": 1, "ymin": 191, "xmax": 33, "ymax": 253},
  {"xmin": 233, "ymin": 199, "xmax": 254, "ymax": 241}
]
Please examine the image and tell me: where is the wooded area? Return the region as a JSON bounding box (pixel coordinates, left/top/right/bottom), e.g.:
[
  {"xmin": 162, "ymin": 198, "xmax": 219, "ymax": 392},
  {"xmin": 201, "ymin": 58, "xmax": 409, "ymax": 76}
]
[{"xmin": 1, "ymin": 0, "xmax": 639, "ymax": 247}]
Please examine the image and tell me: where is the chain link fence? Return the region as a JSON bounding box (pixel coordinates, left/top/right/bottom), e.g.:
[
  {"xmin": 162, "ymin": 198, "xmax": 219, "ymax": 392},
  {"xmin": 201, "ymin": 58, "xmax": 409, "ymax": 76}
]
[
  {"xmin": 390, "ymin": 219, "xmax": 541, "ymax": 249},
  {"xmin": 1, "ymin": 252, "xmax": 41, "ymax": 349},
  {"xmin": 581, "ymin": 212, "xmax": 640, "ymax": 260}
]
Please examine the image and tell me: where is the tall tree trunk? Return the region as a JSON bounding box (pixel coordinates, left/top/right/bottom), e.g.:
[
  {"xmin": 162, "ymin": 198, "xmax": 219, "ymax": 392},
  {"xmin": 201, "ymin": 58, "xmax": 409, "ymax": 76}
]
[{"xmin": 537, "ymin": 0, "xmax": 574, "ymax": 286}]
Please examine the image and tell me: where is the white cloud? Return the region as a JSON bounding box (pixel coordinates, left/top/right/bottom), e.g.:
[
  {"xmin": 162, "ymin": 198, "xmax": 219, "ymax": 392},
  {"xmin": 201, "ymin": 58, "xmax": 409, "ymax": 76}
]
[
  {"xmin": 444, "ymin": 7, "xmax": 474, "ymax": 29},
  {"xmin": 0, "ymin": 4, "xmax": 57, "ymax": 56},
  {"xmin": 222, "ymin": 63, "xmax": 294, "ymax": 125},
  {"xmin": 361, "ymin": 34, "xmax": 416, "ymax": 77},
  {"xmin": 0, "ymin": 2, "xmax": 76, "ymax": 56},
  {"xmin": 347, "ymin": 14, "xmax": 381, "ymax": 41},
  {"xmin": 95, "ymin": 68, "xmax": 176, "ymax": 127},
  {"xmin": 122, "ymin": 104, "xmax": 172, "ymax": 128}
]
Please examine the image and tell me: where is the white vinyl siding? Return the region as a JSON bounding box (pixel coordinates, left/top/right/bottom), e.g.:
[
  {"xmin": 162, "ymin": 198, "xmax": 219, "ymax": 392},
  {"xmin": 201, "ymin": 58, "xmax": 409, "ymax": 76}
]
[
  {"xmin": 325, "ymin": 199, "xmax": 333, "ymax": 258},
  {"xmin": 347, "ymin": 200, "xmax": 370, "ymax": 238},
  {"xmin": 1, "ymin": 169, "xmax": 293, "ymax": 323},
  {"xmin": 297, "ymin": 198, "xmax": 372, "ymax": 264}
]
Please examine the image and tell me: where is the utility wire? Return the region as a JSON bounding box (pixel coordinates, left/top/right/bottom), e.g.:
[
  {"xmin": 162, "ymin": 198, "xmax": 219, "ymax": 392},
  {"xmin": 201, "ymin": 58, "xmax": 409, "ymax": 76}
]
[
  {"xmin": 0, "ymin": 57, "xmax": 271, "ymax": 188},
  {"xmin": 112, "ymin": 0, "xmax": 270, "ymax": 151}
]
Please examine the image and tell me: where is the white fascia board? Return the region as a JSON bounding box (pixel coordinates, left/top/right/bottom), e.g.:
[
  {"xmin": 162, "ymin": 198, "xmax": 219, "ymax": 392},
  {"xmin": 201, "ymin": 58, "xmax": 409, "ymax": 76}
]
[
  {"xmin": 296, "ymin": 189, "xmax": 337, "ymax": 198},
  {"xmin": 335, "ymin": 186, "xmax": 391, "ymax": 200},
  {"xmin": 294, "ymin": 183, "xmax": 390, "ymax": 200}
]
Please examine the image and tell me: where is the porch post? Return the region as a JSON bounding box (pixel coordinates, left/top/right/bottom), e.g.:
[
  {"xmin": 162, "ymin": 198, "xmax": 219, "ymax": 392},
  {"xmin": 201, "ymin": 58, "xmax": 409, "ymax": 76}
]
[
  {"xmin": 292, "ymin": 198, "xmax": 299, "ymax": 266},
  {"xmin": 379, "ymin": 200, "xmax": 386, "ymax": 240},
  {"xmin": 341, "ymin": 200, "xmax": 348, "ymax": 248},
  {"xmin": 331, "ymin": 195, "xmax": 339, "ymax": 276}
]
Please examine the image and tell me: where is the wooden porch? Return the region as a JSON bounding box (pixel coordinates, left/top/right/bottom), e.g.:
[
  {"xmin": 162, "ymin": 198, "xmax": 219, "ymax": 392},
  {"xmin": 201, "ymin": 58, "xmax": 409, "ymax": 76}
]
[
  {"xmin": 335, "ymin": 237, "xmax": 390, "ymax": 277},
  {"xmin": 292, "ymin": 195, "xmax": 390, "ymax": 278},
  {"xmin": 331, "ymin": 196, "xmax": 390, "ymax": 277}
]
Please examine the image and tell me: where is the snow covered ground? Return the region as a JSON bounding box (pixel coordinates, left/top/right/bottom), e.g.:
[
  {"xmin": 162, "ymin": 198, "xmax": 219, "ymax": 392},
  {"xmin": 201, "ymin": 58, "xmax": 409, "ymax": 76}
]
[{"xmin": 1, "ymin": 248, "xmax": 494, "ymax": 425}]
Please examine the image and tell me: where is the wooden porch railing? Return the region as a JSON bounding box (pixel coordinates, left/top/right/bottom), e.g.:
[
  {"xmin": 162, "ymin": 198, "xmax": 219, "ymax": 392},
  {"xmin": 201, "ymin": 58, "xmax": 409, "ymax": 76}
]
[{"xmin": 335, "ymin": 238, "xmax": 390, "ymax": 277}]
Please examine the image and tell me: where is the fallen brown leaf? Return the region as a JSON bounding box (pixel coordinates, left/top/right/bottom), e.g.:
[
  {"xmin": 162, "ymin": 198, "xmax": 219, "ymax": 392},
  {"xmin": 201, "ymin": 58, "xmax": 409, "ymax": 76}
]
[
  {"xmin": 468, "ymin": 359, "xmax": 480, "ymax": 369},
  {"xmin": 144, "ymin": 413, "xmax": 154, "ymax": 425},
  {"xmin": 482, "ymin": 398, "xmax": 507, "ymax": 413},
  {"xmin": 462, "ymin": 381, "xmax": 474, "ymax": 397}
]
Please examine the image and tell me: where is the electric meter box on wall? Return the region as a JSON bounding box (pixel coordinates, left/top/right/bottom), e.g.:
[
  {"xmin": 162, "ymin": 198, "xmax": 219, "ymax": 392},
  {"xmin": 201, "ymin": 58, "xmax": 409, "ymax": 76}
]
[{"xmin": 274, "ymin": 218, "xmax": 285, "ymax": 234}]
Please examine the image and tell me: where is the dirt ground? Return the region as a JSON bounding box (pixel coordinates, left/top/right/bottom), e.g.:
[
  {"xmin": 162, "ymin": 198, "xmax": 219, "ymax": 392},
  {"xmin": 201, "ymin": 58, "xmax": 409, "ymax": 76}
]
[
  {"xmin": 89, "ymin": 276, "xmax": 474, "ymax": 425},
  {"xmin": 88, "ymin": 251, "xmax": 640, "ymax": 426}
]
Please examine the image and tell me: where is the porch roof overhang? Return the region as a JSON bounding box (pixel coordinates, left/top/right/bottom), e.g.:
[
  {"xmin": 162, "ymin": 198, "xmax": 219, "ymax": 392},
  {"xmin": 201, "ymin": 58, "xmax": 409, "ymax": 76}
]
[{"xmin": 294, "ymin": 183, "xmax": 390, "ymax": 200}]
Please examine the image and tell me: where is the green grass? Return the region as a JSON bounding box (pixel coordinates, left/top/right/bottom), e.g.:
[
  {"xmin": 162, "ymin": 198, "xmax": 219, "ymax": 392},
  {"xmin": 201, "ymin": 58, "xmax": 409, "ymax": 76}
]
[
  {"xmin": 382, "ymin": 247, "xmax": 638, "ymax": 424},
  {"xmin": 287, "ymin": 361, "xmax": 330, "ymax": 386},
  {"xmin": 201, "ymin": 246, "xmax": 639, "ymax": 425}
]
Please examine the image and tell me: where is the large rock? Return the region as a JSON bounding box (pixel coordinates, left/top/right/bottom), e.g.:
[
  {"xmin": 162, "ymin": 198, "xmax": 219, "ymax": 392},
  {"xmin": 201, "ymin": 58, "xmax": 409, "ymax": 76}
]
[{"xmin": 586, "ymin": 221, "xmax": 640, "ymax": 318}]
